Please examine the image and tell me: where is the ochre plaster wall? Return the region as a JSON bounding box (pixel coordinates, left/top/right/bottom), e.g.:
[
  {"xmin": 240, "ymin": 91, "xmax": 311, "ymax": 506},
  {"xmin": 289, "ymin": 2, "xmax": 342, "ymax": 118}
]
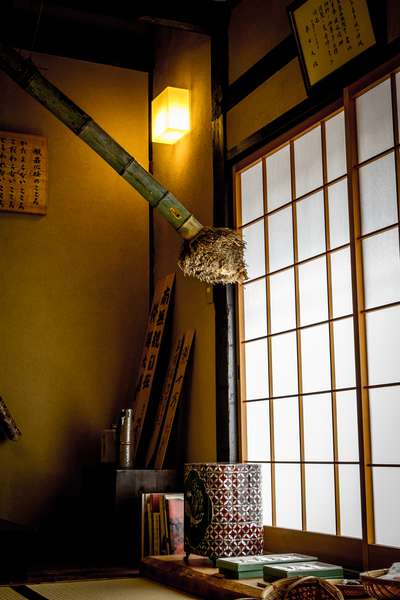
[
  {"xmin": 152, "ymin": 29, "xmax": 217, "ymax": 463},
  {"xmin": 0, "ymin": 52, "xmax": 149, "ymax": 529},
  {"xmin": 228, "ymin": 0, "xmax": 293, "ymax": 84},
  {"xmin": 227, "ymin": 0, "xmax": 306, "ymax": 150},
  {"xmin": 227, "ymin": 58, "xmax": 307, "ymax": 151}
]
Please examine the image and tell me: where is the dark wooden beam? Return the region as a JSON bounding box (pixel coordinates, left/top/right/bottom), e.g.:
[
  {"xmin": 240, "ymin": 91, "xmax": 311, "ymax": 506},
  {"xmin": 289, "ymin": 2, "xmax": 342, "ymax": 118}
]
[
  {"xmin": 227, "ymin": 36, "xmax": 400, "ymax": 165},
  {"xmin": 211, "ymin": 9, "xmax": 239, "ymax": 463},
  {"xmin": 138, "ymin": 15, "xmax": 210, "ymax": 35},
  {"xmin": 225, "ymin": 35, "xmax": 298, "ymax": 111}
]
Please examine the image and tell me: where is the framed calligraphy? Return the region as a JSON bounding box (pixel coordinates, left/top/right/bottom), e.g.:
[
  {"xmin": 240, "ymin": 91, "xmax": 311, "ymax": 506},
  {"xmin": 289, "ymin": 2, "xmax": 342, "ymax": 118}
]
[
  {"xmin": 0, "ymin": 131, "xmax": 47, "ymax": 215},
  {"xmin": 288, "ymin": 0, "xmax": 376, "ymax": 90}
]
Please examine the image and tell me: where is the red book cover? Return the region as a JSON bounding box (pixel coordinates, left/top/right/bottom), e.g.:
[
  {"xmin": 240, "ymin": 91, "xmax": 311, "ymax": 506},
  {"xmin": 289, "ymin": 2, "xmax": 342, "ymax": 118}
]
[{"xmin": 165, "ymin": 494, "xmax": 184, "ymax": 554}]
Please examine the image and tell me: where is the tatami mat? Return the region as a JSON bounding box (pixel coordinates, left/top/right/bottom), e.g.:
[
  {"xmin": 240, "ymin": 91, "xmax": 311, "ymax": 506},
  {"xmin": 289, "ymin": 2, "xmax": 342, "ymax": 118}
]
[
  {"xmin": 28, "ymin": 578, "xmax": 196, "ymax": 599},
  {"xmin": 0, "ymin": 589, "xmax": 26, "ymax": 600}
]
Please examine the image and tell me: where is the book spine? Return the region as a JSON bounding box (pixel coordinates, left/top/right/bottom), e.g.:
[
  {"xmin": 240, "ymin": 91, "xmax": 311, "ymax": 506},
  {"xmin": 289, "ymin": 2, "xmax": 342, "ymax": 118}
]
[
  {"xmin": 166, "ymin": 496, "xmax": 184, "ymax": 554},
  {"xmin": 153, "ymin": 512, "xmax": 160, "ymax": 556},
  {"xmin": 147, "ymin": 495, "xmax": 153, "ymax": 555}
]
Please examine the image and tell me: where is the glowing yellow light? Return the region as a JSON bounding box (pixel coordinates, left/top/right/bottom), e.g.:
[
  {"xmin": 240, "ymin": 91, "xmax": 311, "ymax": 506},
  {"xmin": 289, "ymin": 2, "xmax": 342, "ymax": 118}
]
[{"xmin": 152, "ymin": 87, "xmax": 190, "ymax": 144}]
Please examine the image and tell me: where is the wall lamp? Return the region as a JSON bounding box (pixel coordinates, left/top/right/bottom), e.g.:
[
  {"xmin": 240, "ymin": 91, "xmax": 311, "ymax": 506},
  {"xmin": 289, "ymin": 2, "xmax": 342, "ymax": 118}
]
[{"xmin": 151, "ymin": 86, "xmax": 190, "ymax": 144}]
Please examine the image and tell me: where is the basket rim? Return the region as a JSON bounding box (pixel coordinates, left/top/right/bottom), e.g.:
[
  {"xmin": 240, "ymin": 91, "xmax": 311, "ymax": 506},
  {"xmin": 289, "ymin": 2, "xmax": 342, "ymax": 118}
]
[{"xmin": 360, "ymin": 569, "xmax": 400, "ymax": 589}]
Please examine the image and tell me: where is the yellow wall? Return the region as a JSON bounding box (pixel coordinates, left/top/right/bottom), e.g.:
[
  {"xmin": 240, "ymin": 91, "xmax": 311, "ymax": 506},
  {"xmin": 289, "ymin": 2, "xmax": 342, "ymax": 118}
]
[
  {"xmin": 227, "ymin": 58, "xmax": 307, "ymax": 151},
  {"xmin": 228, "ymin": 0, "xmax": 306, "ymax": 151},
  {"xmin": 229, "ymin": 0, "xmax": 293, "ymax": 84},
  {"xmin": 152, "ymin": 29, "xmax": 217, "ymax": 462},
  {"xmin": 0, "ymin": 52, "xmax": 149, "ymax": 528}
]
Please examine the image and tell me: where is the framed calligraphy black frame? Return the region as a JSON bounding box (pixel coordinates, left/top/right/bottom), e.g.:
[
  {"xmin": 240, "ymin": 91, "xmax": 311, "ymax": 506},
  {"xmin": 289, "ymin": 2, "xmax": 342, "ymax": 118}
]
[{"xmin": 288, "ymin": 0, "xmax": 378, "ymax": 92}]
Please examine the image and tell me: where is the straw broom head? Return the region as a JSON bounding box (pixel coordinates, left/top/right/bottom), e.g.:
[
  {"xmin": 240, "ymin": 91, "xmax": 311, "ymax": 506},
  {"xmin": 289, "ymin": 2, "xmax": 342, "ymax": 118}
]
[{"xmin": 178, "ymin": 226, "xmax": 247, "ymax": 285}]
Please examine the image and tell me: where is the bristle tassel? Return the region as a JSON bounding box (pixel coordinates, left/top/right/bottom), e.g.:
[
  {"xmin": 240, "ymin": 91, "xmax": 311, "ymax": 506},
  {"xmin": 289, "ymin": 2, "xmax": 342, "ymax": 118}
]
[{"xmin": 178, "ymin": 227, "xmax": 248, "ymax": 285}]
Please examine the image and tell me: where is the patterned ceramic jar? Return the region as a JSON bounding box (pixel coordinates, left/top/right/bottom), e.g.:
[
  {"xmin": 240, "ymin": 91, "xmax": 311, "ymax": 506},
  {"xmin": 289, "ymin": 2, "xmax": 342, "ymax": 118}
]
[{"xmin": 184, "ymin": 462, "xmax": 263, "ymax": 561}]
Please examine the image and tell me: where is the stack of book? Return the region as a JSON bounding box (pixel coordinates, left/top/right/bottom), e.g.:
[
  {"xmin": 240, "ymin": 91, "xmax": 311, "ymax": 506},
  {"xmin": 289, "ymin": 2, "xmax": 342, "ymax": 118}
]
[
  {"xmin": 263, "ymin": 561, "xmax": 344, "ymax": 581},
  {"xmin": 216, "ymin": 554, "xmax": 318, "ymax": 579},
  {"xmin": 216, "ymin": 553, "xmax": 344, "ymax": 581},
  {"xmin": 141, "ymin": 492, "xmax": 184, "ymax": 558}
]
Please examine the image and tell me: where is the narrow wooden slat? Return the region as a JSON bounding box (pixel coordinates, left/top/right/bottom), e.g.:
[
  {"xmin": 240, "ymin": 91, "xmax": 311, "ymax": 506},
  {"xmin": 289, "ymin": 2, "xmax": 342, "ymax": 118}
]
[
  {"xmin": 233, "ymin": 168, "xmax": 248, "ymax": 462},
  {"xmin": 290, "ymin": 140, "xmax": 306, "ymax": 532},
  {"xmin": 154, "ymin": 330, "xmax": 195, "ymax": 469},
  {"xmin": 144, "ymin": 335, "xmax": 185, "ymax": 468},
  {"xmin": 390, "ymin": 73, "xmax": 400, "ymax": 261},
  {"xmin": 343, "ymin": 85, "xmax": 373, "ymax": 567},
  {"xmin": 131, "ymin": 273, "xmax": 175, "ymax": 465},
  {"xmin": 263, "ymin": 158, "xmax": 276, "ymax": 527},
  {"xmin": 321, "ymin": 119, "xmax": 341, "ymax": 536}
]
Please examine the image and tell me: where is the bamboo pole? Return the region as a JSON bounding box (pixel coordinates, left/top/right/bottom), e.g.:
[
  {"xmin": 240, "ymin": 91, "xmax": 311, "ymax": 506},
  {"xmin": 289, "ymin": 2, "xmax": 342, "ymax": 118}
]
[{"xmin": 0, "ymin": 44, "xmax": 247, "ymax": 284}]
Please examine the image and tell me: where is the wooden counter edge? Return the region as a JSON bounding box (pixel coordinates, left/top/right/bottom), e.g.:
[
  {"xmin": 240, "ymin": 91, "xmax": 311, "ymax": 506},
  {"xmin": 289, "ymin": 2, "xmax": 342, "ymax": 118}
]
[{"xmin": 141, "ymin": 556, "xmax": 263, "ymax": 599}]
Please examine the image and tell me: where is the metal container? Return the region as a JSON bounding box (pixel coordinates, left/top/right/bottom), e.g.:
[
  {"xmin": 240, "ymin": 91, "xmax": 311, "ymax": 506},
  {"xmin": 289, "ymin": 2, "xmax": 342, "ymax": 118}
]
[
  {"xmin": 184, "ymin": 462, "xmax": 263, "ymax": 561},
  {"xmin": 118, "ymin": 408, "xmax": 134, "ymax": 444},
  {"xmin": 119, "ymin": 442, "xmax": 134, "ymax": 468}
]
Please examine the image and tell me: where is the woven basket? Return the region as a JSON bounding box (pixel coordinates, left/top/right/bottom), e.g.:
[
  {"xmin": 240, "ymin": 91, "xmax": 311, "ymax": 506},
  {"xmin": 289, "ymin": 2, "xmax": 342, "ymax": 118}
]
[
  {"xmin": 360, "ymin": 569, "xmax": 400, "ymax": 599},
  {"xmin": 260, "ymin": 576, "xmax": 344, "ymax": 600},
  {"xmin": 326, "ymin": 580, "xmax": 365, "ymax": 598}
]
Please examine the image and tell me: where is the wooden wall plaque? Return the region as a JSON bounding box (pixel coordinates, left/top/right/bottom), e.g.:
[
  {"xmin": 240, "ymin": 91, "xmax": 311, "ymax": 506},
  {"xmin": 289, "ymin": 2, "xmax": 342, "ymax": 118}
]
[
  {"xmin": 0, "ymin": 131, "xmax": 47, "ymax": 215},
  {"xmin": 288, "ymin": 0, "xmax": 376, "ymax": 89}
]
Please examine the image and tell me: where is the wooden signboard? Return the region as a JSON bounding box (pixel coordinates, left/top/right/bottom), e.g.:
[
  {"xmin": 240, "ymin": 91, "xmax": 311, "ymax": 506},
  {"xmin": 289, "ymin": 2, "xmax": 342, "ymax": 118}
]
[
  {"xmin": 145, "ymin": 334, "xmax": 185, "ymax": 468},
  {"xmin": 288, "ymin": 0, "xmax": 376, "ymax": 88},
  {"xmin": 154, "ymin": 330, "xmax": 195, "ymax": 469},
  {"xmin": 0, "ymin": 131, "xmax": 47, "ymax": 214},
  {"xmin": 130, "ymin": 272, "xmax": 175, "ymax": 465}
]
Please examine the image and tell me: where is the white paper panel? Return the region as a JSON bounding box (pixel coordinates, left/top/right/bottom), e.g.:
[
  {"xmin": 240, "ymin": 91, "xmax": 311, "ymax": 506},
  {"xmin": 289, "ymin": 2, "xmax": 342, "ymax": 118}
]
[
  {"xmin": 359, "ymin": 152, "xmax": 398, "ymax": 235},
  {"xmin": 261, "ymin": 463, "xmax": 272, "ymax": 526},
  {"xmin": 301, "ymin": 324, "xmax": 331, "ymax": 393},
  {"xmin": 268, "ymin": 207, "xmax": 294, "ymax": 272},
  {"xmin": 274, "ymin": 397, "xmax": 300, "ymax": 461},
  {"xmin": 266, "ymin": 144, "xmax": 291, "ymax": 211},
  {"xmin": 243, "ymin": 219, "xmax": 265, "ymax": 280},
  {"xmin": 331, "ymin": 248, "xmax": 353, "ymax": 318},
  {"xmin": 298, "ymin": 256, "xmax": 328, "ymax": 326},
  {"xmin": 370, "ymin": 386, "xmax": 400, "ymax": 465},
  {"xmin": 243, "ymin": 279, "xmax": 267, "ymax": 340},
  {"xmin": 296, "ymin": 190, "xmax": 326, "ymax": 262},
  {"xmin": 244, "ymin": 339, "xmax": 269, "ymax": 400},
  {"xmin": 397, "ymin": 73, "xmax": 400, "ymax": 141},
  {"xmin": 366, "ymin": 305, "xmax": 400, "ymax": 385},
  {"xmin": 240, "ymin": 161, "xmax": 264, "ymax": 225},
  {"xmin": 326, "ymin": 111, "xmax": 347, "ymax": 182},
  {"xmin": 333, "ymin": 318, "xmax": 356, "ymax": 389},
  {"xmin": 271, "ymin": 331, "xmax": 298, "ymax": 396},
  {"xmin": 356, "ymin": 78, "xmax": 394, "ymax": 163},
  {"xmin": 246, "ymin": 400, "xmax": 270, "ymax": 461},
  {"xmin": 305, "ymin": 464, "xmax": 336, "ymax": 534},
  {"xmin": 275, "ymin": 464, "xmax": 302, "ymax": 530},
  {"xmin": 269, "ymin": 268, "xmax": 296, "ymax": 334},
  {"xmin": 339, "ymin": 465, "xmax": 362, "ymax": 538},
  {"xmin": 328, "ymin": 178, "xmax": 349, "ymax": 249},
  {"xmin": 373, "ymin": 467, "xmax": 400, "ymax": 548},
  {"xmin": 363, "ymin": 228, "xmax": 400, "ymax": 309},
  {"xmin": 303, "ymin": 393, "xmax": 333, "ymax": 461},
  {"xmin": 336, "ymin": 390, "xmax": 359, "ymax": 462},
  {"xmin": 294, "ymin": 125, "xmax": 323, "ymax": 198}
]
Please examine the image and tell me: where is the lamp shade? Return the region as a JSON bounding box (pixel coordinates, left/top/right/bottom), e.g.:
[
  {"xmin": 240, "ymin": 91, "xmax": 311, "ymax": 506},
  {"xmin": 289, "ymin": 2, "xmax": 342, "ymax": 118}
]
[
  {"xmin": 184, "ymin": 463, "xmax": 263, "ymax": 561},
  {"xmin": 152, "ymin": 87, "xmax": 190, "ymax": 144}
]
